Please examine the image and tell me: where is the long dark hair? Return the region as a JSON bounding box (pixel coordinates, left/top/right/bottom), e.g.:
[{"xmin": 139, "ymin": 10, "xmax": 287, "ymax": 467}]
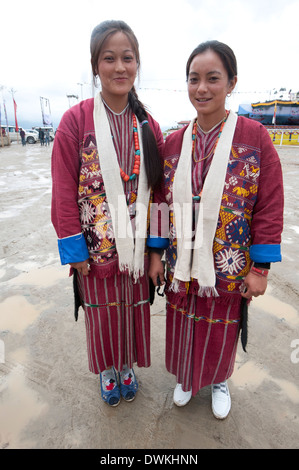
[
  {"xmin": 186, "ymin": 40, "xmax": 237, "ymax": 82},
  {"xmin": 90, "ymin": 20, "xmax": 162, "ymax": 188}
]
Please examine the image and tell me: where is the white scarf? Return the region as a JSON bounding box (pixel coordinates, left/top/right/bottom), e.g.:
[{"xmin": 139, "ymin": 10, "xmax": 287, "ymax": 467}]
[
  {"xmin": 172, "ymin": 110, "xmax": 238, "ymax": 295},
  {"xmin": 93, "ymin": 92, "xmax": 150, "ymax": 281}
]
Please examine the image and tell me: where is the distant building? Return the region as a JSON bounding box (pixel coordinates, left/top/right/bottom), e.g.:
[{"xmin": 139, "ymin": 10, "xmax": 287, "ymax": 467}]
[
  {"xmin": 163, "ymin": 120, "xmax": 191, "ymax": 139},
  {"xmin": 177, "ymin": 120, "xmax": 191, "ymax": 128},
  {"xmin": 238, "ymin": 100, "xmax": 299, "ymax": 127}
]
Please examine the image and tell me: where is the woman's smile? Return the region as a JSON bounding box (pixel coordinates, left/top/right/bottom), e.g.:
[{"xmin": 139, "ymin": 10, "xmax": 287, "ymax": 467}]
[
  {"xmin": 187, "ymin": 49, "xmax": 237, "ymax": 130},
  {"xmin": 97, "ymin": 31, "xmax": 138, "ymax": 112},
  {"xmin": 195, "ymin": 97, "xmax": 212, "ymax": 102}
]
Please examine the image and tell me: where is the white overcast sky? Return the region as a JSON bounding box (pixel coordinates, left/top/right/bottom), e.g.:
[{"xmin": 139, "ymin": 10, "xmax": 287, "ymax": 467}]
[{"xmin": 1, "ymin": 0, "xmax": 298, "ymax": 130}]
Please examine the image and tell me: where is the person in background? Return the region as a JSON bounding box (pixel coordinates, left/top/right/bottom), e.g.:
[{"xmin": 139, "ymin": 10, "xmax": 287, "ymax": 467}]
[
  {"xmin": 51, "ymin": 20, "xmax": 164, "ymax": 407},
  {"xmin": 44, "ymin": 129, "xmax": 50, "ymax": 146},
  {"xmin": 20, "ymin": 128, "xmax": 26, "ymax": 146},
  {"xmin": 149, "ymin": 40, "xmax": 284, "ymax": 419},
  {"xmin": 39, "ymin": 128, "xmax": 45, "ymax": 146}
]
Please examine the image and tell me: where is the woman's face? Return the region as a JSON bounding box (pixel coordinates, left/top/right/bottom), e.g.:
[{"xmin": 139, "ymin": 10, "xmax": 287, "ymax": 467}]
[
  {"xmin": 97, "ymin": 31, "xmax": 138, "ymax": 108},
  {"xmin": 187, "ymin": 49, "xmax": 237, "ymax": 122}
]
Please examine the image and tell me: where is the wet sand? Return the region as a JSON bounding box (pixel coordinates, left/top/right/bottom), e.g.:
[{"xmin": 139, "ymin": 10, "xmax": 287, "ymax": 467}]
[{"xmin": 0, "ymin": 143, "xmax": 298, "ymax": 450}]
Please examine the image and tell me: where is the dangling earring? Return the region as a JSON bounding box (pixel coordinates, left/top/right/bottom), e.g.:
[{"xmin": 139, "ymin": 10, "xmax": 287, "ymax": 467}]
[{"xmin": 227, "ymin": 92, "xmax": 232, "ymax": 98}]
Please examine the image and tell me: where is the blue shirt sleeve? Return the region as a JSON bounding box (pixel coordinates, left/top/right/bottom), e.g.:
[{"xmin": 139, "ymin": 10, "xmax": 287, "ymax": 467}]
[
  {"xmin": 250, "ymin": 244, "xmax": 281, "ymax": 263},
  {"xmin": 147, "ymin": 235, "xmax": 169, "ymax": 249},
  {"xmin": 57, "ymin": 233, "xmax": 89, "ymax": 265}
]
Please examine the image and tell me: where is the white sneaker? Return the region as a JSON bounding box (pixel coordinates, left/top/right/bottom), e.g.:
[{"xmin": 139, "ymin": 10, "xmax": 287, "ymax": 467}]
[
  {"xmin": 173, "ymin": 383, "xmax": 192, "ymax": 407},
  {"xmin": 211, "ymin": 381, "xmax": 231, "ymax": 419}
]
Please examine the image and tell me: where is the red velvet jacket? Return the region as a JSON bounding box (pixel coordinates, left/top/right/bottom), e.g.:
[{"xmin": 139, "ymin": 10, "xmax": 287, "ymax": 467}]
[
  {"xmin": 51, "ymin": 98, "xmax": 164, "ymax": 277},
  {"xmin": 163, "ymin": 116, "xmax": 284, "ymax": 301}
]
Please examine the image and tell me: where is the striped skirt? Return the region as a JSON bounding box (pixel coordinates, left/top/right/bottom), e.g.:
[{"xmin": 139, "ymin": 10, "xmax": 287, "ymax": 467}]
[
  {"xmin": 165, "ymin": 294, "xmax": 241, "ymax": 395},
  {"xmin": 77, "ymin": 271, "xmax": 151, "ymax": 374}
]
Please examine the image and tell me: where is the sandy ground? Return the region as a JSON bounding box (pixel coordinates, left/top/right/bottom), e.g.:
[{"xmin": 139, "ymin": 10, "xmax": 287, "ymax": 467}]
[{"xmin": 0, "ymin": 141, "xmax": 298, "ymax": 451}]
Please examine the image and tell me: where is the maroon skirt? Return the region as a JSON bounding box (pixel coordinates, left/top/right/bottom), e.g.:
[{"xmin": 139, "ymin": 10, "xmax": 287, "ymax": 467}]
[
  {"xmin": 77, "ymin": 271, "xmax": 151, "ymax": 374},
  {"xmin": 165, "ymin": 293, "xmax": 241, "ymax": 395}
]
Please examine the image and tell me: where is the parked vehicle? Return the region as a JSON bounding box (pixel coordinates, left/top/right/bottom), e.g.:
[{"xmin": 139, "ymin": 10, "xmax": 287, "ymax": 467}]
[
  {"xmin": 1, "ymin": 126, "xmax": 41, "ymax": 144},
  {"xmin": 25, "ymin": 129, "xmax": 39, "ymax": 144},
  {"xmin": 1, "ymin": 125, "xmax": 19, "ymax": 142}
]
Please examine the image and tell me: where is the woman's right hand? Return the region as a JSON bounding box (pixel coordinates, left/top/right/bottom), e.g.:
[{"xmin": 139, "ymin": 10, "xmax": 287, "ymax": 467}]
[
  {"xmin": 240, "ymin": 270, "xmax": 268, "ymax": 299},
  {"xmin": 70, "ymin": 259, "xmax": 91, "ymax": 276}
]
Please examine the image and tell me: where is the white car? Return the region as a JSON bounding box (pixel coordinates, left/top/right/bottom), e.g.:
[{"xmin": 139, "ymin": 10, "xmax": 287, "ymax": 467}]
[
  {"xmin": 1, "ymin": 126, "xmax": 39, "ymax": 144},
  {"xmin": 25, "ymin": 129, "xmax": 39, "ymax": 144},
  {"xmin": 1, "ymin": 125, "xmax": 19, "ymax": 142}
]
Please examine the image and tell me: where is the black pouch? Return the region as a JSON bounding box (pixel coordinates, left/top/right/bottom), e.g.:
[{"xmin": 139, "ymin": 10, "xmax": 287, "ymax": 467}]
[
  {"xmin": 73, "ymin": 269, "xmax": 83, "ymax": 321},
  {"xmin": 240, "ymin": 297, "xmax": 248, "ymax": 352}
]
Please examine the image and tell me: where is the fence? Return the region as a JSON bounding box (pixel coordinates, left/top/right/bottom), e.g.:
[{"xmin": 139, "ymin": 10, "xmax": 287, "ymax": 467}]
[{"xmin": 267, "ymin": 129, "xmax": 299, "ymax": 146}]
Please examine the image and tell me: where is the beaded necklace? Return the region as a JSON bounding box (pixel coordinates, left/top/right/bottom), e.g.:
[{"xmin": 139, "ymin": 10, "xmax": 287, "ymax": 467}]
[
  {"xmin": 192, "ymin": 113, "xmax": 228, "ymax": 163},
  {"xmin": 119, "ymin": 114, "xmax": 140, "ymax": 182},
  {"xmin": 192, "ymin": 112, "xmax": 228, "ymax": 201}
]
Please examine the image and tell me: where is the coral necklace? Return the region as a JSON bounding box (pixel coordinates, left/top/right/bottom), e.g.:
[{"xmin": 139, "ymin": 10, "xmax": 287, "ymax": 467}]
[{"xmin": 119, "ymin": 114, "xmax": 140, "ymax": 182}]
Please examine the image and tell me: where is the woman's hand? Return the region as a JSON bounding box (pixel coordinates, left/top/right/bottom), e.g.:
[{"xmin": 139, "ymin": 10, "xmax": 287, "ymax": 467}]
[
  {"xmin": 240, "ymin": 271, "xmax": 268, "ymax": 299},
  {"xmin": 70, "ymin": 259, "xmax": 91, "ymax": 276},
  {"xmin": 148, "ymin": 252, "xmax": 165, "ymax": 287}
]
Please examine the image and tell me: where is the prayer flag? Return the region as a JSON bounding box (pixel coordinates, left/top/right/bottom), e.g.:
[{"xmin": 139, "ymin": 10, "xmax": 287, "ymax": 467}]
[
  {"xmin": 40, "ymin": 97, "xmax": 53, "ymax": 126},
  {"xmin": 13, "ymin": 98, "xmax": 19, "ymax": 132},
  {"xmin": 3, "ymin": 101, "xmax": 8, "ymax": 128}
]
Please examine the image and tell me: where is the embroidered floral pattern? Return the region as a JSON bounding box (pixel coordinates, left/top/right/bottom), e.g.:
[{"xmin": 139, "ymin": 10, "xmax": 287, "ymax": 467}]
[
  {"xmin": 215, "ymin": 248, "xmax": 246, "ymax": 275},
  {"xmin": 84, "ymin": 227, "xmax": 101, "ymax": 251},
  {"xmin": 164, "ymin": 138, "xmax": 261, "ymax": 296},
  {"xmin": 229, "ymin": 176, "xmax": 238, "ymax": 186},
  {"xmin": 225, "ymin": 217, "xmax": 250, "ymax": 245},
  {"xmin": 78, "ymin": 131, "xmax": 151, "ymax": 268},
  {"xmin": 79, "ymin": 200, "xmax": 96, "ymax": 224}
]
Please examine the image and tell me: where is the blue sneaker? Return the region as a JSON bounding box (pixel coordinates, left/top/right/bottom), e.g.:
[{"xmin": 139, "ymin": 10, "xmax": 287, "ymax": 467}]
[
  {"xmin": 100, "ymin": 368, "xmax": 120, "ymax": 407},
  {"xmin": 119, "ymin": 367, "xmax": 138, "ymax": 402}
]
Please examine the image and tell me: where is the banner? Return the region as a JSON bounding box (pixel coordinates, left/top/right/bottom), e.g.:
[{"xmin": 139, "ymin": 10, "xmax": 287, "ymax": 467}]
[
  {"xmin": 13, "ymin": 98, "xmax": 19, "ymax": 132},
  {"xmin": 40, "ymin": 97, "xmax": 53, "ymax": 126},
  {"xmin": 3, "ymin": 101, "xmax": 8, "ymax": 133},
  {"xmin": 0, "ymin": 103, "xmax": 2, "ymax": 146}
]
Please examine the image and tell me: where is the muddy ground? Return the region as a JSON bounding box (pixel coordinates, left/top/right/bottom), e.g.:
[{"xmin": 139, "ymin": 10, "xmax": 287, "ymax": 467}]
[{"xmin": 0, "ymin": 142, "xmax": 298, "ymax": 451}]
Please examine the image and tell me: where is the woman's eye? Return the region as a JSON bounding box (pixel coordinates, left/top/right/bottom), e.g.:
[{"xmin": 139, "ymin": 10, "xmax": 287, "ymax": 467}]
[{"xmin": 189, "ymin": 78, "xmax": 198, "ymax": 84}]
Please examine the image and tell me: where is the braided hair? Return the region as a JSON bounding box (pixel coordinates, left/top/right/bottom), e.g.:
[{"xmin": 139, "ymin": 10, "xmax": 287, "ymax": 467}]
[{"xmin": 90, "ymin": 20, "xmax": 162, "ymax": 189}]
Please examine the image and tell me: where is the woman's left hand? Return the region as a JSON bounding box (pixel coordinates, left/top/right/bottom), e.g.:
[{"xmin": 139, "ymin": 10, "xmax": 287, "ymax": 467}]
[
  {"xmin": 70, "ymin": 259, "xmax": 91, "ymax": 276},
  {"xmin": 241, "ymin": 271, "xmax": 268, "ymax": 299},
  {"xmin": 148, "ymin": 252, "xmax": 165, "ymax": 287}
]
